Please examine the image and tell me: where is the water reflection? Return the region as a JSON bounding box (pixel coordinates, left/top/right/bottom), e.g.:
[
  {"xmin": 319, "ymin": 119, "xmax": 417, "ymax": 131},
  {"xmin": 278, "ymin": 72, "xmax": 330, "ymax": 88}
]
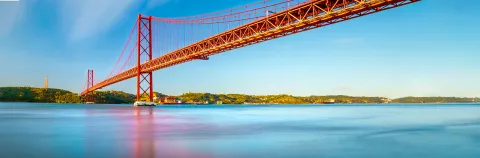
[
  {"xmin": 1, "ymin": 103, "xmax": 480, "ymax": 158},
  {"xmin": 132, "ymin": 107, "xmax": 154, "ymax": 158},
  {"xmin": 130, "ymin": 107, "xmax": 211, "ymax": 158}
]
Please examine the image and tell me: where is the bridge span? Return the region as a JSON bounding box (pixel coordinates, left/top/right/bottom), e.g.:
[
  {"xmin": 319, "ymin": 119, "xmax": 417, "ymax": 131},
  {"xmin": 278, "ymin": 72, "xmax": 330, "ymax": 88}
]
[{"xmin": 81, "ymin": 0, "xmax": 420, "ymax": 102}]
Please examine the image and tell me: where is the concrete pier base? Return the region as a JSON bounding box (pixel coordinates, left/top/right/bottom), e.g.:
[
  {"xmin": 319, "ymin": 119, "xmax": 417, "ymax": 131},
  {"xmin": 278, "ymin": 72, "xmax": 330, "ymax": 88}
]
[{"xmin": 134, "ymin": 101, "xmax": 156, "ymax": 107}]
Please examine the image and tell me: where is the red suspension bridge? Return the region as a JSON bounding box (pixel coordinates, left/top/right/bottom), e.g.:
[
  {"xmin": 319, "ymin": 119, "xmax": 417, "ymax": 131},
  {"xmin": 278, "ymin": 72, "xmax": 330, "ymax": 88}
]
[{"xmin": 81, "ymin": 0, "xmax": 420, "ymax": 103}]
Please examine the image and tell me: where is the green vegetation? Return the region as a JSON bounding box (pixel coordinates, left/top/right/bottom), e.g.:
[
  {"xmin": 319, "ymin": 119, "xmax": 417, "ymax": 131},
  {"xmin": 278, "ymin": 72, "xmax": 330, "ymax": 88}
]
[
  {"xmin": 90, "ymin": 91, "xmax": 136, "ymax": 104},
  {"xmin": 0, "ymin": 87, "xmax": 478, "ymax": 104},
  {"xmin": 0, "ymin": 87, "xmax": 134, "ymax": 104},
  {"xmin": 0, "ymin": 87, "xmax": 79, "ymax": 103},
  {"xmin": 392, "ymin": 97, "xmax": 479, "ymax": 103},
  {"xmin": 177, "ymin": 93, "xmax": 389, "ymax": 104}
]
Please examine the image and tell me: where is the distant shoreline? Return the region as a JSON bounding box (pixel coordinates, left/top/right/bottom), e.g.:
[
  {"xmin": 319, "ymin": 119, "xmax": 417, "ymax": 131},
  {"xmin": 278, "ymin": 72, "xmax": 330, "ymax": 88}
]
[
  {"xmin": 0, "ymin": 102, "xmax": 478, "ymax": 105},
  {"xmin": 0, "ymin": 87, "xmax": 478, "ymax": 105}
]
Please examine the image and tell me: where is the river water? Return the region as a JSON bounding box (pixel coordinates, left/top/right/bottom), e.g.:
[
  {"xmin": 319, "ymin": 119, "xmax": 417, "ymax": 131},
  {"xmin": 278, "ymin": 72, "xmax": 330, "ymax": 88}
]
[{"xmin": 0, "ymin": 103, "xmax": 479, "ymax": 158}]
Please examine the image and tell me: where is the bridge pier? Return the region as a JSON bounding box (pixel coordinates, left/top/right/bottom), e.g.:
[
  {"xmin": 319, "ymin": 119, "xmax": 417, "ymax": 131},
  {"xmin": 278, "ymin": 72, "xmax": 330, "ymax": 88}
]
[{"xmin": 134, "ymin": 101, "xmax": 156, "ymax": 107}]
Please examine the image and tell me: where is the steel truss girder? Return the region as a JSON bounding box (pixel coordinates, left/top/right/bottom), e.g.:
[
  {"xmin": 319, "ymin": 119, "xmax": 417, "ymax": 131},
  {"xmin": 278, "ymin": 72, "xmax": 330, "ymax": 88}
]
[{"xmin": 81, "ymin": 0, "xmax": 419, "ymax": 95}]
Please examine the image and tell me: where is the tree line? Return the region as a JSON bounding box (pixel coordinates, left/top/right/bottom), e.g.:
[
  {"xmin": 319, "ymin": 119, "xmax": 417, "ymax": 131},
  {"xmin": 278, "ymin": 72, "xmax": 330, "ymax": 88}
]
[
  {"xmin": 177, "ymin": 93, "xmax": 390, "ymax": 104},
  {"xmin": 391, "ymin": 97, "xmax": 478, "ymax": 103},
  {"xmin": 0, "ymin": 87, "xmax": 478, "ymax": 104},
  {"xmin": 0, "ymin": 87, "xmax": 135, "ymax": 104}
]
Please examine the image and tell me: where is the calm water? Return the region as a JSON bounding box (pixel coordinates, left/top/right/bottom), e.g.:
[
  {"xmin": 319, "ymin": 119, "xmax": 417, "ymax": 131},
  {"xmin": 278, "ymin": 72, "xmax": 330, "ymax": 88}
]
[{"xmin": 0, "ymin": 103, "xmax": 479, "ymax": 158}]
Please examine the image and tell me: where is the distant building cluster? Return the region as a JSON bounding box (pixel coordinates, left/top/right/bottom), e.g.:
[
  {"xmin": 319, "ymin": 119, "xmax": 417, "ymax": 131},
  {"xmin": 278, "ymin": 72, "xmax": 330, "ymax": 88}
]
[{"xmin": 381, "ymin": 98, "xmax": 392, "ymax": 103}]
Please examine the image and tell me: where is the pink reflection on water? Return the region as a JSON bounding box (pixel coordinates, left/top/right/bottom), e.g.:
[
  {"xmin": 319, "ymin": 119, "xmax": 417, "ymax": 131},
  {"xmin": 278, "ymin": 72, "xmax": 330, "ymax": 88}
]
[{"xmin": 130, "ymin": 107, "xmax": 212, "ymax": 158}]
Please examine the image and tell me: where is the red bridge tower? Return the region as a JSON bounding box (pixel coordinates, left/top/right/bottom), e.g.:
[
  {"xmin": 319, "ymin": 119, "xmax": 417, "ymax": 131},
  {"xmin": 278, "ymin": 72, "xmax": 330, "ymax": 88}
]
[
  {"xmin": 85, "ymin": 69, "xmax": 94, "ymax": 103},
  {"xmin": 137, "ymin": 14, "xmax": 154, "ymax": 102}
]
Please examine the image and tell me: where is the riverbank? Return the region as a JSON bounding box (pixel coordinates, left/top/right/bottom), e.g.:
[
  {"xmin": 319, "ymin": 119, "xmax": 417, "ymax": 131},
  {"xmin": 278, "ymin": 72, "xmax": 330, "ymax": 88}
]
[{"xmin": 0, "ymin": 87, "xmax": 478, "ymax": 104}]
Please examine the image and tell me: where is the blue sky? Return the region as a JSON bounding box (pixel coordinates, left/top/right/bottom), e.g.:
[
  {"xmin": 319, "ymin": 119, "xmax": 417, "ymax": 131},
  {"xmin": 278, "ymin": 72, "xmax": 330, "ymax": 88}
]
[{"xmin": 0, "ymin": 0, "xmax": 479, "ymax": 98}]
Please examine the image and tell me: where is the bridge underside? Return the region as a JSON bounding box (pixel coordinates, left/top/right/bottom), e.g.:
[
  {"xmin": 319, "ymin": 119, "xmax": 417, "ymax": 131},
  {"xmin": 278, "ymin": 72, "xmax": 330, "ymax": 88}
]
[{"xmin": 81, "ymin": 0, "xmax": 420, "ymax": 96}]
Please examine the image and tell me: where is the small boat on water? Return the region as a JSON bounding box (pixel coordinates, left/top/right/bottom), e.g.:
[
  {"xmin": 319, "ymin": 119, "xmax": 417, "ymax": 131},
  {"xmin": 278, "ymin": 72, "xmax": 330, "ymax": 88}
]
[{"xmin": 85, "ymin": 102, "xmax": 94, "ymax": 104}]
